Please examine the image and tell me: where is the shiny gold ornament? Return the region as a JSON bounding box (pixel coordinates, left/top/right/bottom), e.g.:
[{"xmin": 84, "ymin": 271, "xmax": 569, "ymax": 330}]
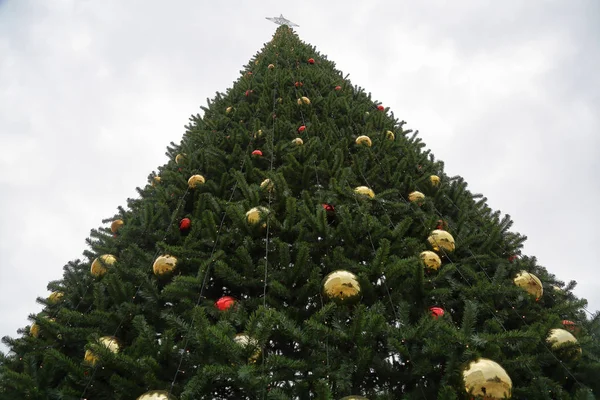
[
  {"xmin": 297, "ymin": 96, "xmax": 311, "ymax": 105},
  {"xmin": 30, "ymin": 323, "xmax": 40, "ymax": 338},
  {"xmin": 277, "ymin": 97, "xmax": 283, "ymax": 104},
  {"xmin": 408, "ymin": 191, "xmax": 425, "ymax": 203},
  {"xmin": 268, "ymin": 63, "xmax": 275, "ymax": 69},
  {"xmin": 175, "ymin": 153, "xmax": 185, "ymax": 165},
  {"xmin": 551, "ymin": 284, "xmax": 563, "ymax": 293},
  {"xmin": 110, "ymin": 219, "xmax": 124, "ymax": 233},
  {"xmin": 354, "ymin": 186, "xmax": 375, "ymax": 199},
  {"xmin": 340, "ymin": 397, "xmax": 369, "ymax": 400},
  {"xmin": 84, "ymin": 336, "xmax": 120, "ymax": 366},
  {"xmin": 513, "ymin": 271, "xmax": 543, "ymax": 300},
  {"xmin": 429, "ymin": 175, "xmax": 441, "ymax": 187},
  {"xmin": 234, "ymin": 333, "xmax": 261, "ymax": 363},
  {"xmin": 322, "ymin": 270, "xmax": 361, "ymax": 305},
  {"xmin": 91, "ymin": 254, "xmax": 116, "ymax": 277},
  {"xmin": 463, "ymin": 358, "xmax": 512, "ymax": 399},
  {"xmin": 152, "ymin": 176, "xmax": 161, "ymax": 186},
  {"xmin": 246, "ymin": 206, "xmax": 269, "ymax": 226},
  {"xmin": 292, "ymin": 137, "xmax": 304, "ymax": 146},
  {"xmin": 188, "ymin": 174, "xmax": 205, "ymax": 188},
  {"xmin": 420, "ymin": 251, "xmax": 442, "ymax": 270},
  {"xmin": 355, "ymin": 135, "xmax": 372, "ymax": 147},
  {"xmin": 547, "ymin": 329, "xmax": 581, "ymax": 358},
  {"xmin": 427, "ymin": 230, "xmax": 455, "ymax": 253},
  {"xmin": 226, "ymin": 106, "xmax": 233, "ymax": 114},
  {"xmin": 48, "ymin": 291, "xmax": 64, "ymax": 304},
  {"xmin": 260, "ymin": 179, "xmax": 274, "ymax": 191},
  {"xmin": 385, "ymin": 130, "xmax": 395, "ymax": 141},
  {"xmin": 253, "ymin": 129, "xmax": 264, "ymax": 139},
  {"xmin": 153, "ymin": 255, "xmax": 177, "ymax": 276},
  {"xmin": 137, "ymin": 390, "xmax": 175, "ymax": 400}
]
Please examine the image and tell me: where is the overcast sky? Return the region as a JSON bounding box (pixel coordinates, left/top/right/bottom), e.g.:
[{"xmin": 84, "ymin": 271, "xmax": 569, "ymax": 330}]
[{"xmin": 1, "ymin": 0, "xmax": 599, "ymax": 351}]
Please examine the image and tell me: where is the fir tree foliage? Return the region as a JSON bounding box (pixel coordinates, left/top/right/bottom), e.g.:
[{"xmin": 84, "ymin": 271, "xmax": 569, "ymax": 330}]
[{"xmin": 1, "ymin": 25, "xmax": 599, "ymax": 400}]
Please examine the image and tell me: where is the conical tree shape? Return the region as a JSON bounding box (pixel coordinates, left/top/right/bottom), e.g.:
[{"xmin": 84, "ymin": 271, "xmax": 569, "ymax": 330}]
[{"xmin": 1, "ymin": 25, "xmax": 599, "ymax": 400}]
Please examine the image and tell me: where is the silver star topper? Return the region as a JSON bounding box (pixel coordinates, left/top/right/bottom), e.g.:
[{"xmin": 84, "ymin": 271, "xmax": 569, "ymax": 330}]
[{"xmin": 266, "ymin": 14, "xmax": 299, "ymax": 27}]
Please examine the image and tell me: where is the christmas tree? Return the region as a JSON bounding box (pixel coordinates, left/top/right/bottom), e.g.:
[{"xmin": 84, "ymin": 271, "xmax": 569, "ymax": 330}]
[{"xmin": 1, "ymin": 24, "xmax": 599, "ymax": 400}]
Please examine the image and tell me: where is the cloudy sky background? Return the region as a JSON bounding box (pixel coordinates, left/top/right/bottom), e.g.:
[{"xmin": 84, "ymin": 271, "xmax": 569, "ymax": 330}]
[{"xmin": 1, "ymin": 0, "xmax": 599, "ymax": 350}]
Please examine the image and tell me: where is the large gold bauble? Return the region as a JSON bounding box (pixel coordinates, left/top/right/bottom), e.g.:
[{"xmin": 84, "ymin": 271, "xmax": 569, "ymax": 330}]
[
  {"xmin": 268, "ymin": 63, "xmax": 275, "ymax": 69},
  {"xmin": 137, "ymin": 390, "xmax": 175, "ymax": 400},
  {"xmin": 91, "ymin": 254, "xmax": 116, "ymax": 277},
  {"xmin": 547, "ymin": 328, "xmax": 581, "ymax": 358},
  {"xmin": 340, "ymin": 396, "xmax": 369, "ymax": 400},
  {"xmin": 408, "ymin": 191, "xmax": 425, "ymax": 203},
  {"xmin": 30, "ymin": 323, "xmax": 40, "ymax": 338},
  {"xmin": 385, "ymin": 130, "xmax": 395, "ymax": 141},
  {"xmin": 355, "ymin": 135, "xmax": 372, "ymax": 147},
  {"xmin": 246, "ymin": 206, "xmax": 269, "ymax": 225},
  {"xmin": 188, "ymin": 174, "xmax": 205, "ymax": 189},
  {"xmin": 260, "ymin": 179, "xmax": 274, "ymax": 191},
  {"xmin": 48, "ymin": 291, "xmax": 64, "ymax": 304},
  {"xmin": 513, "ymin": 271, "xmax": 543, "ymax": 300},
  {"xmin": 322, "ymin": 270, "xmax": 361, "ymax": 305},
  {"xmin": 153, "ymin": 255, "xmax": 177, "ymax": 276},
  {"xmin": 420, "ymin": 251, "xmax": 442, "ymax": 270},
  {"xmin": 234, "ymin": 333, "xmax": 261, "ymax": 363},
  {"xmin": 226, "ymin": 106, "xmax": 233, "ymax": 114},
  {"xmin": 429, "ymin": 175, "xmax": 441, "ymax": 187},
  {"xmin": 292, "ymin": 137, "xmax": 304, "ymax": 146},
  {"xmin": 427, "ymin": 230, "xmax": 455, "ymax": 253},
  {"xmin": 175, "ymin": 153, "xmax": 185, "ymax": 165},
  {"xmin": 297, "ymin": 96, "xmax": 311, "ymax": 105},
  {"xmin": 110, "ymin": 219, "xmax": 124, "ymax": 233},
  {"xmin": 463, "ymin": 358, "xmax": 512, "ymax": 399},
  {"xmin": 354, "ymin": 186, "xmax": 375, "ymax": 199},
  {"xmin": 152, "ymin": 176, "xmax": 161, "ymax": 186},
  {"xmin": 84, "ymin": 336, "xmax": 120, "ymax": 366}
]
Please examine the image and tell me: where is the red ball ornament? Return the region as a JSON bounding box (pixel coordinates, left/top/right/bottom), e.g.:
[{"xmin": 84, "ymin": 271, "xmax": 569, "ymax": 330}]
[
  {"xmin": 294, "ymin": 81, "xmax": 303, "ymax": 87},
  {"xmin": 436, "ymin": 219, "xmax": 448, "ymax": 230},
  {"xmin": 245, "ymin": 90, "xmax": 253, "ymax": 97},
  {"xmin": 252, "ymin": 150, "xmax": 263, "ymax": 156},
  {"xmin": 298, "ymin": 125, "xmax": 306, "ymax": 133},
  {"xmin": 247, "ymin": 71, "xmax": 253, "ymax": 76},
  {"xmin": 308, "ymin": 58, "xmax": 315, "ymax": 64},
  {"xmin": 322, "ymin": 203, "xmax": 334, "ymax": 212},
  {"xmin": 377, "ymin": 105, "xmax": 385, "ymax": 111},
  {"xmin": 562, "ymin": 320, "xmax": 580, "ymax": 333},
  {"xmin": 335, "ymin": 85, "xmax": 342, "ymax": 91},
  {"xmin": 179, "ymin": 218, "xmax": 191, "ymax": 231},
  {"xmin": 430, "ymin": 306, "xmax": 444, "ymax": 319},
  {"xmin": 508, "ymin": 255, "xmax": 519, "ymax": 262},
  {"xmin": 215, "ymin": 296, "xmax": 235, "ymax": 311}
]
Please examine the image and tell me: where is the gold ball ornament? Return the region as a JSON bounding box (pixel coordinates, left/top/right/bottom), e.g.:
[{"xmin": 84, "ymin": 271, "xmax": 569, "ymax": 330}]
[
  {"xmin": 297, "ymin": 96, "xmax": 311, "ymax": 105},
  {"xmin": 292, "ymin": 137, "xmax": 304, "ymax": 146},
  {"xmin": 547, "ymin": 328, "xmax": 581, "ymax": 358},
  {"xmin": 246, "ymin": 206, "xmax": 269, "ymax": 226},
  {"xmin": 268, "ymin": 63, "xmax": 275, "ymax": 69},
  {"xmin": 427, "ymin": 230, "xmax": 455, "ymax": 253},
  {"xmin": 354, "ymin": 186, "xmax": 375, "ymax": 199},
  {"xmin": 408, "ymin": 191, "xmax": 425, "ymax": 203},
  {"xmin": 91, "ymin": 254, "xmax": 116, "ymax": 277},
  {"xmin": 48, "ymin": 291, "xmax": 64, "ymax": 304},
  {"xmin": 153, "ymin": 255, "xmax": 177, "ymax": 276},
  {"xmin": 340, "ymin": 397, "xmax": 369, "ymax": 400},
  {"xmin": 429, "ymin": 175, "xmax": 441, "ymax": 187},
  {"xmin": 226, "ymin": 106, "xmax": 233, "ymax": 114},
  {"xmin": 137, "ymin": 390, "xmax": 175, "ymax": 400},
  {"xmin": 420, "ymin": 251, "xmax": 442, "ymax": 271},
  {"xmin": 110, "ymin": 219, "xmax": 124, "ymax": 233},
  {"xmin": 322, "ymin": 270, "xmax": 361, "ymax": 305},
  {"xmin": 277, "ymin": 97, "xmax": 283, "ymax": 104},
  {"xmin": 30, "ymin": 323, "xmax": 40, "ymax": 338},
  {"xmin": 188, "ymin": 174, "xmax": 205, "ymax": 189},
  {"xmin": 385, "ymin": 130, "xmax": 395, "ymax": 141},
  {"xmin": 152, "ymin": 176, "xmax": 161, "ymax": 186},
  {"xmin": 463, "ymin": 358, "xmax": 512, "ymax": 399},
  {"xmin": 253, "ymin": 129, "xmax": 264, "ymax": 139},
  {"xmin": 260, "ymin": 179, "xmax": 274, "ymax": 191},
  {"xmin": 355, "ymin": 135, "xmax": 372, "ymax": 147},
  {"xmin": 513, "ymin": 270, "xmax": 543, "ymax": 300},
  {"xmin": 175, "ymin": 153, "xmax": 185, "ymax": 165},
  {"xmin": 234, "ymin": 333, "xmax": 261, "ymax": 363},
  {"xmin": 84, "ymin": 336, "xmax": 120, "ymax": 366}
]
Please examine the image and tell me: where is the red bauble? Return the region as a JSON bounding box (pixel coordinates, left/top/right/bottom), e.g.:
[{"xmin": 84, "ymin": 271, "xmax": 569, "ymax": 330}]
[
  {"xmin": 179, "ymin": 218, "xmax": 191, "ymax": 231},
  {"xmin": 377, "ymin": 105, "xmax": 385, "ymax": 111},
  {"xmin": 508, "ymin": 255, "xmax": 518, "ymax": 262},
  {"xmin": 308, "ymin": 58, "xmax": 315, "ymax": 64},
  {"xmin": 298, "ymin": 125, "xmax": 306, "ymax": 133},
  {"xmin": 295, "ymin": 81, "xmax": 303, "ymax": 87},
  {"xmin": 245, "ymin": 90, "xmax": 253, "ymax": 97},
  {"xmin": 430, "ymin": 307, "xmax": 444, "ymax": 319},
  {"xmin": 247, "ymin": 71, "xmax": 253, "ymax": 76},
  {"xmin": 562, "ymin": 320, "xmax": 579, "ymax": 333},
  {"xmin": 322, "ymin": 203, "xmax": 335, "ymax": 213},
  {"xmin": 436, "ymin": 219, "xmax": 448, "ymax": 230},
  {"xmin": 335, "ymin": 85, "xmax": 342, "ymax": 91},
  {"xmin": 252, "ymin": 150, "xmax": 263, "ymax": 156},
  {"xmin": 215, "ymin": 296, "xmax": 235, "ymax": 311}
]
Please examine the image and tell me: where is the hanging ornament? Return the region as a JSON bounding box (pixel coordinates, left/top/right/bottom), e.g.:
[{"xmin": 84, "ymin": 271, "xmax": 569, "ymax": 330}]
[
  {"xmin": 268, "ymin": 63, "xmax": 275, "ymax": 69},
  {"xmin": 246, "ymin": 71, "xmax": 252, "ymax": 76},
  {"xmin": 188, "ymin": 174, "xmax": 205, "ymax": 189},
  {"xmin": 308, "ymin": 58, "xmax": 315, "ymax": 64},
  {"xmin": 277, "ymin": 97, "xmax": 283, "ymax": 104},
  {"xmin": 340, "ymin": 397, "xmax": 369, "ymax": 400},
  {"xmin": 335, "ymin": 85, "xmax": 342, "ymax": 91},
  {"xmin": 354, "ymin": 186, "xmax": 375, "ymax": 199},
  {"xmin": 322, "ymin": 270, "xmax": 361, "ymax": 305},
  {"xmin": 430, "ymin": 306, "xmax": 445, "ymax": 319},
  {"xmin": 295, "ymin": 81, "xmax": 303, "ymax": 87},
  {"xmin": 292, "ymin": 137, "xmax": 304, "ymax": 146},
  {"xmin": 297, "ymin": 96, "xmax": 311, "ymax": 105},
  {"xmin": 429, "ymin": 175, "xmax": 441, "ymax": 187},
  {"xmin": 513, "ymin": 271, "xmax": 543, "ymax": 300},
  {"xmin": 226, "ymin": 106, "xmax": 233, "ymax": 114},
  {"xmin": 153, "ymin": 255, "xmax": 177, "ymax": 276},
  {"xmin": 30, "ymin": 323, "xmax": 40, "ymax": 338},
  {"xmin": 253, "ymin": 130, "xmax": 264, "ymax": 139},
  {"xmin": 179, "ymin": 218, "xmax": 191, "ymax": 232},
  {"xmin": 48, "ymin": 291, "xmax": 64, "ymax": 304},
  {"xmin": 551, "ymin": 284, "xmax": 564, "ymax": 293},
  {"xmin": 245, "ymin": 89, "xmax": 253, "ymax": 97},
  {"xmin": 215, "ymin": 296, "xmax": 236, "ymax": 311},
  {"xmin": 110, "ymin": 219, "xmax": 124, "ymax": 234},
  {"xmin": 427, "ymin": 230, "xmax": 455, "ymax": 253},
  {"xmin": 234, "ymin": 333, "xmax": 261, "ymax": 363},
  {"xmin": 508, "ymin": 254, "xmax": 519, "ymax": 262},
  {"xmin": 137, "ymin": 391, "xmax": 175, "ymax": 400},
  {"xmin": 547, "ymin": 328, "xmax": 581, "ymax": 358},
  {"xmin": 175, "ymin": 153, "xmax": 186, "ymax": 165},
  {"xmin": 377, "ymin": 105, "xmax": 385, "ymax": 111},
  {"xmin": 463, "ymin": 358, "xmax": 512, "ymax": 399},
  {"xmin": 322, "ymin": 203, "xmax": 335, "ymax": 224},
  {"xmin": 435, "ymin": 220, "xmax": 448, "ymax": 230},
  {"xmin": 252, "ymin": 149, "xmax": 263, "ymax": 157},
  {"xmin": 298, "ymin": 125, "xmax": 306, "ymax": 133},
  {"xmin": 246, "ymin": 206, "xmax": 269, "ymax": 226},
  {"xmin": 562, "ymin": 320, "xmax": 580, "ymax": 334},
  {"xmin": 385, "ymin": 130, "xmax": 395, "ymax": 141},
  {"xmin": 355, "ymin": 135, "xmax": 372, "ymax": 147},
  {"xmin": 408, "ymin": 191, "xmax": 425, "ymax": 204},
  {"xmin": 152, "ymin": 176, "xmax": 161, "ymax": 186},
  {"xmin": 420, "ymin": 251, "xmax": 442, "ymax": 271},
  {"xmin": 91, "ymin": 254, "xmax": 116, "ymax": 277},
  {"xmin": 260, "ymin": 179, "xmax": 274, "ymax": 191},
  {"xmin": 84, "ymin": 336, "xmax": 120, "ymax": 366}
]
